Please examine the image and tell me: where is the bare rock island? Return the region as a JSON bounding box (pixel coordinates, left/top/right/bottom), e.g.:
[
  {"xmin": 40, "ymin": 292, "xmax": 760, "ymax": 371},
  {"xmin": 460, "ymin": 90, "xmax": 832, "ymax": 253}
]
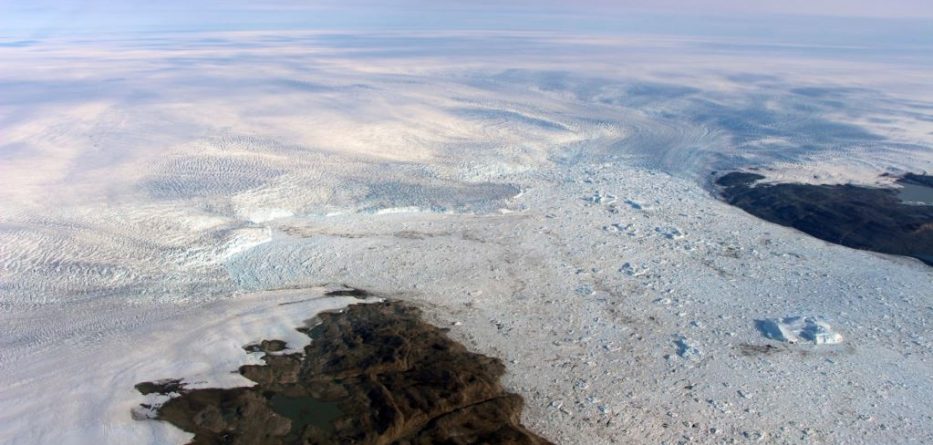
[
  {"xmin": 135, "ymin": 300, "xmax": 553, "ymax": 445},
  {"xmin": 716, "ymin": 171, "xmax": 933, "ymax": 266}
]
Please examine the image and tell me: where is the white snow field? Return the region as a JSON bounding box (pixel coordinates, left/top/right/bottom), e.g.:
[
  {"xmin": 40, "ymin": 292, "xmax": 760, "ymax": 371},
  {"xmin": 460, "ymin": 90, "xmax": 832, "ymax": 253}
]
[{"xmin": 1, "ymin": 32, "xmax": 932, "ymax": 444}]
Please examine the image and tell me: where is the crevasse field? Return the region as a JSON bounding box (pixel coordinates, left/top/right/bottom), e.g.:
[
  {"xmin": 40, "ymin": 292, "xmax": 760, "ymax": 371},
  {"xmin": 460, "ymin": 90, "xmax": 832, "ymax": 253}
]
[{"xmin": 1, "ymin": 30, "xmax": 932, "ymax": 444}]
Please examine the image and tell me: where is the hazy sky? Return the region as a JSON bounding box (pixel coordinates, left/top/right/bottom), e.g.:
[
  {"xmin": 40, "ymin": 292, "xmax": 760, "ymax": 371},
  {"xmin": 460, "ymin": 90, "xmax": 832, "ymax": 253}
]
[{"xmin": 2, "ymin": 0, "xmax": 933, "ymax": 43}]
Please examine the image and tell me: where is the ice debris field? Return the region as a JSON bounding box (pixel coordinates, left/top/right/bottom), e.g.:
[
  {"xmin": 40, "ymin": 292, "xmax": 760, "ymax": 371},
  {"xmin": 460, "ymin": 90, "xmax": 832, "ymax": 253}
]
[{"xmin": 0, "ymin": 32, "xmax": 932, "ymax": 444}]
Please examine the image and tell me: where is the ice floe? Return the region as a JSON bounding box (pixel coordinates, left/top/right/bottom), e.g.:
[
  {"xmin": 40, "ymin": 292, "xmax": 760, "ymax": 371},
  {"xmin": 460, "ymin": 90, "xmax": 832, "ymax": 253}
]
[{"xmin": 755, "ymin": 316, "xmax": 844, "ymax": 345}]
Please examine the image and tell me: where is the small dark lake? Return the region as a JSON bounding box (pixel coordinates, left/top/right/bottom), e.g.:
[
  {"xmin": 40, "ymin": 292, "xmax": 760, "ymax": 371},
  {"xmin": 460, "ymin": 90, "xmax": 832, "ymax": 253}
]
[
  {"xmin": 898, "ymin": 182, "xmax": 933, "ymax": 206},
  {"xmin": 268, "ymin": 394, "xmax": 342, "ymax": 434}
]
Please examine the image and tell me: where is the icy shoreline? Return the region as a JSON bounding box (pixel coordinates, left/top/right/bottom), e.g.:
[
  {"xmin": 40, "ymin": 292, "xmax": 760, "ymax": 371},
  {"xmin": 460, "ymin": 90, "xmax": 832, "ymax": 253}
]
[
  {"xmin": 134, "ymin": 299, "xmax": 553, "ymax": 444},
  {"xmin": 0, "ymin": 289, "xmax": 368, "ymax": 444}
]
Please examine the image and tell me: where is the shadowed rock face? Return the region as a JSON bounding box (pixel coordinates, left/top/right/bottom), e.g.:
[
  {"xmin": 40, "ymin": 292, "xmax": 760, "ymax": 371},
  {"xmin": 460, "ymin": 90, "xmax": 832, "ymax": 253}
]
[
  {"xmin": 716, "ymin": 172, "xmax": 933, "ymax": 266},
  {"xmin": 135, "ymin": 301, "xmax": 553, "ymax": 445}
]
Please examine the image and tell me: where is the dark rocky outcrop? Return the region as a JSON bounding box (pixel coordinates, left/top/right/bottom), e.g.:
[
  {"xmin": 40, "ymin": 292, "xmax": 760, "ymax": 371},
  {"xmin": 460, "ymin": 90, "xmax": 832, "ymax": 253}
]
[
  {"xmin": 136, "ymin": 301, "xmax": 553, "ymax": 445},
  {"xmin": 900, "ymin": 172, "xmax": 933, "ymax": 188},
  {"xmin": 716, "ymin": 172, "xmax": 933, "ymax": 266}
]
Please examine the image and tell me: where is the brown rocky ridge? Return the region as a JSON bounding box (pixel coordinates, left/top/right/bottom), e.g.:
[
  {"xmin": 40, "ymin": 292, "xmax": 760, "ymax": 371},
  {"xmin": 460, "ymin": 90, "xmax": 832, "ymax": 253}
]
[{"xmin": 135, "ymin": 299, "xmax": 554, "ymax": 445}]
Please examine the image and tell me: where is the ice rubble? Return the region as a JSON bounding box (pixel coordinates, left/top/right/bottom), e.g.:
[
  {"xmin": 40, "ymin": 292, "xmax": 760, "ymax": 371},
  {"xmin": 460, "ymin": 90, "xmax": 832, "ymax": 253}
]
[{"xmin": 674, "ymin": 335, "xmax": 703, "ymax": 359}]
